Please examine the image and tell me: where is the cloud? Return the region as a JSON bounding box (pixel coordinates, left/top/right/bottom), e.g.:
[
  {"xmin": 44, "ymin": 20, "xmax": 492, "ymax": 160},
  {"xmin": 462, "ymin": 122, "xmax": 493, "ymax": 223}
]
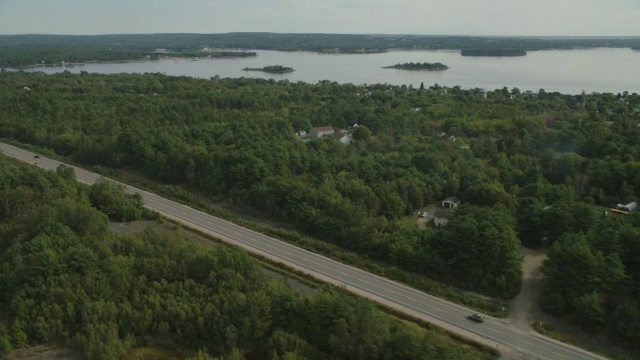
[{"xmin": 0, "ymin": 0, "xmax": 639, "ymax": 35}]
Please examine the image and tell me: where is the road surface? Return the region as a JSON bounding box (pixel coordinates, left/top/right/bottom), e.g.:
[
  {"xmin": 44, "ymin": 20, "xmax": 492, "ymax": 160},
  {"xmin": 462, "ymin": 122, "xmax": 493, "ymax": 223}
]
[{"xmin": 0, "ymin": 142, "xmax": 607, "ymax": 360}]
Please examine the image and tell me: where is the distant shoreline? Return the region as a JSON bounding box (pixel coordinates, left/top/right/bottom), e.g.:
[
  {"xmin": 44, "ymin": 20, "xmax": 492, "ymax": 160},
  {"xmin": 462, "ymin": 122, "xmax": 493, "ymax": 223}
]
[
  {"xmin": 10, "ymin": 52, "xmax": 258, "ymax": 69},
  {"xmin": 461, "ymin": 49, "xmax": 527, "ymax": 57}
]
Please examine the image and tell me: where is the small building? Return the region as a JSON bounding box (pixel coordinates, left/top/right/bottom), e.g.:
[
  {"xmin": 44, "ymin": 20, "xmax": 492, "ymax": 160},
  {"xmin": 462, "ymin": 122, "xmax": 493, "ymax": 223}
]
[
  {"xmin": 295, "ymin": 129, "xmax": 307, "ymax": 137},
  {"xmin": 441, "ymin": 196, "xmax": 460, "ymax": 209},
  {"xmin": 433, "ymin": 208, "xmax": 455, "ymax": 227},
  {"xmin": 310, "ymin": 126, "xmax": 335, "ymax": 138}
]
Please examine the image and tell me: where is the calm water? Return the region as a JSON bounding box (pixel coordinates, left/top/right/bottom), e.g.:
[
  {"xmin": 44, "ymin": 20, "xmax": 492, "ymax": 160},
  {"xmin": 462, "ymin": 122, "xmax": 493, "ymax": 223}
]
[{"xmin": 9, "ymin": 48, "xmax": 640, "ymax": 94}]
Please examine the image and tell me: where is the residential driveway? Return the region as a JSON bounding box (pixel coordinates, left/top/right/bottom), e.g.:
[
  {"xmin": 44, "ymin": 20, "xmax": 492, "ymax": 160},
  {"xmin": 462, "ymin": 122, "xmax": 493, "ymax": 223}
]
[
  {"xmin": 417, "ymin": 208, "xmax": 437, "ymax": 229},
  {"xmin": 507, "ymin": 246, "xmax": 639, "ymax": 360}
]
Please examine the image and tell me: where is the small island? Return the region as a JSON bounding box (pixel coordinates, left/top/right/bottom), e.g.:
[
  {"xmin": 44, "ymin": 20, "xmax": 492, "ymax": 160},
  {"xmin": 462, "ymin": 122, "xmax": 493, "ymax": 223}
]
[
  {"xmin": 461, "ymin": 49, "xmax": 527, "ymax": 57},
  {"xmin": 383, "ymin": 62, "xmax": 448, "ymax": 71},
  {"xmin": 242, "ymin": 65, "xmax": 294, "ymax": 73}
]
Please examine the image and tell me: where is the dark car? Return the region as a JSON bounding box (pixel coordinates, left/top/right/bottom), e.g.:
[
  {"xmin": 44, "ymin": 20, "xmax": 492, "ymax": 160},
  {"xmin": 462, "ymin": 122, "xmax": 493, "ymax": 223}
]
[
  {"xmin": 467, "ymin": 313, "xmax": 485, "ymax": 323},
  {"xmin": 33, "ymin": 155, "xmax": 40, "ymax": 159}
]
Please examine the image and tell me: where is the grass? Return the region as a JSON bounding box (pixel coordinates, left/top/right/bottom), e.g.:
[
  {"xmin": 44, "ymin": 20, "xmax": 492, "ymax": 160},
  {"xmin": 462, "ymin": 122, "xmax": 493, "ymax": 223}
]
[{"xmin": 125, "ymin": 347, "xmax": 180, "ymax": 360}]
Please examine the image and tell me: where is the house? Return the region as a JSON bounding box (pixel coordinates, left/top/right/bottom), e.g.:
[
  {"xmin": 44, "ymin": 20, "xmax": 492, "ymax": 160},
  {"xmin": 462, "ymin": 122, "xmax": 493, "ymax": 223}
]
[
  {"xmin": 310, "ymin": 126, "xmax": 335, "ymax": 138},
  {"xmin": 295, "ymin": 129, "xmax": 307, "ymax": 138},
  {"xmin": 433, "ymin": 208, "xmax": 455, "ymax": 227},
  {"xmin": 441, "ymin": 196, "xmax": 460, "ymax": 208}
]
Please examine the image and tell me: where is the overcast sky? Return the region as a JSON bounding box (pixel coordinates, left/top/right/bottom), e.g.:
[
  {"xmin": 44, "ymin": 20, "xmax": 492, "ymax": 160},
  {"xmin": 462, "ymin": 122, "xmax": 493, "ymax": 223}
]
[{"xmin": 0, "ymin": 0, "xmax": 639, "ymax": 36}]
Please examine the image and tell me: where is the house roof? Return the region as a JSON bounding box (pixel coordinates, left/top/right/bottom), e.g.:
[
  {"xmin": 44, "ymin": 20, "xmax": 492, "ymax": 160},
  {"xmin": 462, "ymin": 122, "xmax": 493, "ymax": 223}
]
[
  {"xmin": 443, "ymin": 196, "xmax": 460, "ymax": 203},
  {"xmin": 433, "ymin": 209, "xmax": 455, "ymax": 219}
]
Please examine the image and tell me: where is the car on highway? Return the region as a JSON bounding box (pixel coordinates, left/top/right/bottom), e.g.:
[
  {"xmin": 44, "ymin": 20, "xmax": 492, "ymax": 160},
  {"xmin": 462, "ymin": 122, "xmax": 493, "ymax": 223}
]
[
  {"xmin": 33, "ymin": 155, "xmax": 40, "ymax": 158},
  {"xmin": 467, "ymin": 313, "xmax": 485, "ymax": 323}
]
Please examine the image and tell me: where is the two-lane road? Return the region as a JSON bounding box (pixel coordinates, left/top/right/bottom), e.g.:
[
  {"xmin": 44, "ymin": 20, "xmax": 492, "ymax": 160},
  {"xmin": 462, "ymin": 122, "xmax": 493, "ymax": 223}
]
[{"xmin": 1, "ymin": 142, "xmax": 606, "ymax": 360}]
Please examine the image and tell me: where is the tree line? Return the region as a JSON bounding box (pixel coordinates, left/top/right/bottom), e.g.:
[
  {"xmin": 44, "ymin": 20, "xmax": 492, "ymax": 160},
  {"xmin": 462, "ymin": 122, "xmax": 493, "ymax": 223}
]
[{"xmin": 1, "ymin": 34, "xmax": 639, "ymax": 67}]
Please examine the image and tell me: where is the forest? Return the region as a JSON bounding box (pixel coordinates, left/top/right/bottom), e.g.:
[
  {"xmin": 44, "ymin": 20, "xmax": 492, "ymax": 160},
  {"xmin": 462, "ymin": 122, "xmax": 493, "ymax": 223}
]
[
  {"xmin": 0, "ymin": 70, "xmax": 639, "ymax": 349},
  {"xmin": 0, "ymin": 155, "xmax": 496, "ymax": 359},
  {"xmin": 1, "ymin": 33, "xmax": 639, "ymax": 67}
]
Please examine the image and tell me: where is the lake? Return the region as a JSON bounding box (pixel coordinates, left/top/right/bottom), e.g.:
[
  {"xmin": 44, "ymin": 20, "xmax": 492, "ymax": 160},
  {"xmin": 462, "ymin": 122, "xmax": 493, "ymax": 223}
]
[{"xmin": 9, "ymin": 48, "xmax": 640, "ymax": 94}]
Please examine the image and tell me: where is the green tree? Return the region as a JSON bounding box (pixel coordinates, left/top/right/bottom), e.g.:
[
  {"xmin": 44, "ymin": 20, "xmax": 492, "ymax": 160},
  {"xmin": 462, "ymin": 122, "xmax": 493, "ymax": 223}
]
[{"xmin": 0, "ymin": 336, "xmax": 12, "ymax": 357}]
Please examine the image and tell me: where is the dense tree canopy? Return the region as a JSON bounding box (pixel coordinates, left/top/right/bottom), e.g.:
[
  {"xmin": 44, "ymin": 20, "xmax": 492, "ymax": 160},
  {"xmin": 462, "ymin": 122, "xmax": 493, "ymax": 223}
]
[
  {"xmin": 1, "ymin": 71, "xmax": 639, "ymax": 300},
  {"xmin": 1, "ymin": 69, "xmax": 640, "ymax": 347},
  {"xmin": 0, "ymin": 155, "xmax": 495, "ymax": 359}
]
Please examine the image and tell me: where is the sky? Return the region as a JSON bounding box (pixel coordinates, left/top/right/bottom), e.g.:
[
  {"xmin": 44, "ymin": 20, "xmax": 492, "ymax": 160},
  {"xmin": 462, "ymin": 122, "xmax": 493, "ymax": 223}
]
[{"xmin": 0, "ymin": 0, "xmax": 639, "ymax": 36}]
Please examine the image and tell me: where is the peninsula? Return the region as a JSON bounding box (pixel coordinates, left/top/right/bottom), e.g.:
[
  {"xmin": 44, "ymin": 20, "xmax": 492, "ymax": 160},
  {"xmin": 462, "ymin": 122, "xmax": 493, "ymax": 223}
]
[
  {"xmin": 243, "ymin": 65, "xmax": 295, "ymax": 73},
  {"xmin": 383, "ymin": 62, "xmax": 448, "ymax": 71}
]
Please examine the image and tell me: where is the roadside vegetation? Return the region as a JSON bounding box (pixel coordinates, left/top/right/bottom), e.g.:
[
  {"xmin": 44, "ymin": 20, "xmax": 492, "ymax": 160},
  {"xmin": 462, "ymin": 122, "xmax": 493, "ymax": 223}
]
[
  {"xmin": 1, "ymin": 69, "xmax": 640, "ymax": 352},
  {"xmin": 0, "ymin": 155, "xmax": 497, "ymax": 360}
]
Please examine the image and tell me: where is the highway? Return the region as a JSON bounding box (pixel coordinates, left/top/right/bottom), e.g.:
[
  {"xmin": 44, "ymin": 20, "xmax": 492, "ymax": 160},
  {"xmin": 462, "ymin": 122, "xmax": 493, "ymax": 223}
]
[{"xmin": 1, "ymin": 142, "xmax": 606, "ymax": 360}]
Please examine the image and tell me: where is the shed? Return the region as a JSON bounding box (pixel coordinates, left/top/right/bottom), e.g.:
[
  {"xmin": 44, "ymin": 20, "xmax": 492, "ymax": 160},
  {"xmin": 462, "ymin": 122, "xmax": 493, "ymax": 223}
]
[{"xmin": 441, "ymin": 197, "xmax": 460, "ymax": 209}]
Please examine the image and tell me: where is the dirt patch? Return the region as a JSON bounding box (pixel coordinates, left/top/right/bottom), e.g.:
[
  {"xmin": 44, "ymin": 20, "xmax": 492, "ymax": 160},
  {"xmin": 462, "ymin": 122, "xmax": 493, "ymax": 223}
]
[
  {"xmin": 8, "ymin": 345, "xmax": 83, "ymax": 360},
  {"xmin": 261, "ymin": 268, "xmax": 317, "ymax": 296},
  {"xmin": 108, "ymin": 220, "xmax": 172, "ymax": 235},
  {"xmin": 507, "ymin": 247, "xmax": 547, "ymax": 331}
]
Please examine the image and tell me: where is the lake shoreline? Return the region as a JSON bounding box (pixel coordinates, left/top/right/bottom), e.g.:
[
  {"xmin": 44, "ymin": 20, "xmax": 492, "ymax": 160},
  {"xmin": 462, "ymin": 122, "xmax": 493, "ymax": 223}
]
[
  {"xmin": 10, "ymin": 53, "xmax": 259, "ymax": 70},
  {"xmin": 4, "ymin": 48, "xmax": 638, "ymax": 95}
]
